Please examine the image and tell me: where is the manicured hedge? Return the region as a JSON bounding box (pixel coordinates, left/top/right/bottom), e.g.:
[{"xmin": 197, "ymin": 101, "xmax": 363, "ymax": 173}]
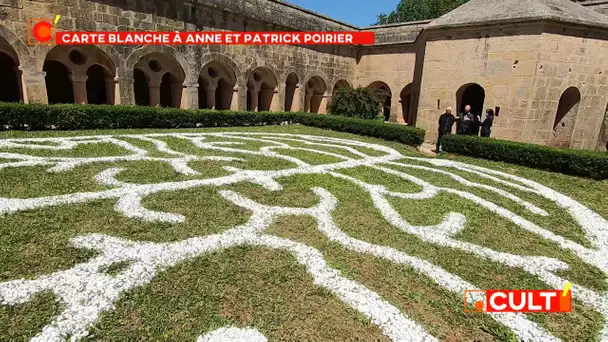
[
  {"xmin": 0, "ymin": 102, "xmax": 425, "ymax": 147},
  {"xmin": 441, "ymin": 134, "xmax": 608, "ymax": 179}
]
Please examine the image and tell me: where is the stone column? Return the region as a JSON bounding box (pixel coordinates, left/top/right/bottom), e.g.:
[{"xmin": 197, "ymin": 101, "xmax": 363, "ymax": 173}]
[
  {"xmin": 13, "ymin": 67, "xmax": 24, "ymax": 103},
  {"xmin": 19, "ymin": 66, "xmax": 48, "ymax": 104},
  {"xmin": 105, "ymin": 76, "xmax": 118, "ymax": 105},
  {"xmin": 305, "ymin": 91, "xmax": 313, "ymax": 113},
  {"xmin": 393, "ymin": 96, "xmax": 404, "ymax": 124},
  {"xmin": 70, "ymin": 74, "xmax": 88, "ymax": 104},
  {"xmin": 230, "ymin": 86, "xmax": 241, "ymax": 111},
  {"xmin": 117, "ymin": 68, "xmax": 134, "ymax": 105},
  {"xmin": 291, "ymin": 84, "xmax": 303, "ymax": 112},
  {"xmin": 270, "ymin": 87, "xmax": 280, "ymax": 112},
  {"xmin": 249, "ymin": 89, "xmax": 259, "ymax": 111},
  {"xmin": 206, "ymin": 84, "xmax": 217, "ymax": 110},
  {"xmin": 318, "ymin": 93, "xmax": 329, "ymax": 114},
  {"xmin": 149, "ymin": 80, "xmax": 161, "ymax": 107},
  {"xmin": 248, "ymin": 84, "xmax": 261, "ymax": 112},
  {"xmin": 182, "ymin": 82, "xmax": 199, "ymax": 109}
]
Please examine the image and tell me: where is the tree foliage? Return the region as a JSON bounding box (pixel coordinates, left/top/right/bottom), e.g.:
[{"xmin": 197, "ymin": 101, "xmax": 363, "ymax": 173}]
[
  {"xmin": 327, "ymin": 87, "xmax": 386, "ymax": 120},
  {"xmin": 376, "ymin": 0, "xmax": 469, "ymax": 24}
]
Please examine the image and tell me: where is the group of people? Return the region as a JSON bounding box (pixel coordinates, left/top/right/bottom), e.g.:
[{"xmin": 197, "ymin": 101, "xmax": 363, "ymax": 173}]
[{"xmin": 436, "ymin": 105, "xmax": 495, "ymax": 152}]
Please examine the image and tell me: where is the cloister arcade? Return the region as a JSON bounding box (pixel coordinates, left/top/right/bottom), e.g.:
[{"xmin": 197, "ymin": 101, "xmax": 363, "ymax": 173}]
[
  {"xmin": 0, "ymin": 42, "xmax": 418, "ymax": 122},
  {"xmin": 1, "ymin": 41, "xmax": 603, "ymax": 151},
  {"xmin": 43, "ymin": 46, "xmax": 117, "ymax": 105}
]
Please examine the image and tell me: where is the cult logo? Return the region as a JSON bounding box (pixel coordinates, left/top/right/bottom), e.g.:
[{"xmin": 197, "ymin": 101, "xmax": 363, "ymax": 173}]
[
  {"xmin": 464, "ymin": 283, "xmax": 572, "ymax": 313},
  {"xmin": 27, "ymin": 15, "xmax": 60, "ymax": 46}
]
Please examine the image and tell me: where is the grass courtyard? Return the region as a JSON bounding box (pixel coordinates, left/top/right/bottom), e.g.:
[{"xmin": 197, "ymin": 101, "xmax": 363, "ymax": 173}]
[{"xmin": 0, "ymin": 125, "xmax": 607, "ymax": 341}]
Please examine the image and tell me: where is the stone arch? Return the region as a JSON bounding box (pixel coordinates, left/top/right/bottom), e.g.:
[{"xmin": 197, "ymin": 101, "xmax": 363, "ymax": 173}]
[
  {"xmin": 44, "ymin": 45, "xmax": 117, "ymax": 104},
  {"xmin": 456, "ymin": 83, "xmax": 485, "ymax": 117},
  {"xmin": 331, "ymin": 79, "xmax": 350, "ymax": 97},
  {"xmin": 550, "ymin": 86, "xmax": 581, "ymax": 148},
  {"xmin": 200, "ymin": 53, "xmax": 242, "ymax": 79},
  {"xmin": 400, "ymin": 83, "xmax": 413, "ymax": 125},
  {"xmin": 198, "ymin": 60, "xmax": 237, "ymax": 110},
  {"xmin": 0, "ymin": 24, "xmax": 30, "ymax": 66},
  {"xmin": 133, "ymin": 52, "xmax": 185, "ymax": 108},
  {"xmin": 284, "ymin": 72, "xmax": 299, "ymax": 112},
  {"xmin": 246, "ymin": 67, "xmax": 278, "ymax": 112},
  {"xmin": 305, "ymin": 75, "xmax": 327, "ymax": 114},
  {"xmin": 280, "ymin": 68, "xmax": 305, "ymax": 89},
  {"xmin": 368, "ymin": 81, "xmax": 392, "ymax": 121},
  {"xmin": 0, "ymin": 36, "xmax": 23, "ymax": 102}
]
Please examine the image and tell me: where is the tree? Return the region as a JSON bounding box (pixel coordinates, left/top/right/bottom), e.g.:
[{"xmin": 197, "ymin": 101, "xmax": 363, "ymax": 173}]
[
  {"xmin": 376, "ymin": 0, "xmax": 469, "ymax": 24},
  {"xmin": 327, "ymin": 86, "xmax": 386, "ymax": 119}
]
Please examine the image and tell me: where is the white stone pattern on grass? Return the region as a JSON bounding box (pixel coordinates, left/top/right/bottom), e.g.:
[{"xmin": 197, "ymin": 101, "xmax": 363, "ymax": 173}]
[
  {"xmin": 0, "ymin": 132, "xmax": 606, "ymax": 341},
  {"xmin": 197, "ymin": 326, "xmax": 268, "ymax": 342}
]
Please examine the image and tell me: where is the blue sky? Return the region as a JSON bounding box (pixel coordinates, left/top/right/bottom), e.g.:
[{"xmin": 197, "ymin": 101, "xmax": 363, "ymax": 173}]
[{"xmin": 285, "ymin": 0, "xmax": 399, "ymax": 27}]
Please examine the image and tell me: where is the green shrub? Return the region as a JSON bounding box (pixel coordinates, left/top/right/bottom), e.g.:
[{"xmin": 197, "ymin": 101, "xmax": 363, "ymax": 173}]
[
  {"xmin": 0, "ymin": 102, "xmax": 426, "ymax": 147},
  {"xmin": 327, "ymin": 87, "xmax": 385, "ymax": 120},
  {"xmin": 441, "ymin": 134, "xmax": 608, "ymax": 179}
]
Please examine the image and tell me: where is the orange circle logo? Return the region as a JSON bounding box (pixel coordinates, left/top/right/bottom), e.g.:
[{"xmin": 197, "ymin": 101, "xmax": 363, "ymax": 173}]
[{"xmin": 33, "ymin": 21, "xmax": 53, "ymax": 42}]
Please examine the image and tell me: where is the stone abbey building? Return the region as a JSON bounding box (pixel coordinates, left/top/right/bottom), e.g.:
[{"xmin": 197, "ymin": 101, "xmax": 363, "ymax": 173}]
[{"xmin": 0, "ymin": 0, "xmax": 607, "ymax": 150}]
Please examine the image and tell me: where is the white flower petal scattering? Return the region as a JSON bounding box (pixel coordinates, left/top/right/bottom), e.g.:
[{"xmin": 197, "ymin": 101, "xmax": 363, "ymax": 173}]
[{"xmin": 0, "ymin": 132, "xmax": 606, "ymax": 342}]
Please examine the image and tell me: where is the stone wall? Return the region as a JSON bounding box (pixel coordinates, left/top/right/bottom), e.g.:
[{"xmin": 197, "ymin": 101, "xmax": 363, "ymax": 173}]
[
  {"xmin": 0, "ymin": 0, "xmax": 357, "ymax": 110},
  {"xmin": 533, "ymin": 28, "xmax": 608, "ymax": 150},
  {"xmin": 416, "ymin": 23, "xmax": 608, "ymax": 149},
  {"xmin": 354, "ymin": 44, "xmax": 419, "ymax": 124}
]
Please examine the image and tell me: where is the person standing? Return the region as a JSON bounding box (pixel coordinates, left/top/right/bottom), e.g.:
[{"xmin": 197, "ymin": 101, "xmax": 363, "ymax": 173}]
[
  {"xmin": 480, "ymin": 109, "xmax": 495, "ymax": 137},
  {"xmin": 436, "ymin": 107, "xmax": 456, "ymax": 152},
  {"xmin": 457, "ymin": 105, "xmax": 473, "ymax": 135},
  {"xmin": 470, "ymin": 111, "xmax": 482, "ymax": 136}
]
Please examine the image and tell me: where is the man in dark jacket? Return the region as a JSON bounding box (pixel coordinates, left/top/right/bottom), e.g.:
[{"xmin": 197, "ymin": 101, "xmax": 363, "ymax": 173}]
[
  {"xmin": 481, "ymin": 109, "xmax": 494, "ymax": 137},
  {"xmin": 457, "ymin": 105, "xmax": 474, "ymax": 135},
  {"xmin": 470, "ymin": 111, "xmax": 482, "ymax": 136},
  {"xmin": 436, "ymin": 107, "xmax": 456, "ymax": 152}
]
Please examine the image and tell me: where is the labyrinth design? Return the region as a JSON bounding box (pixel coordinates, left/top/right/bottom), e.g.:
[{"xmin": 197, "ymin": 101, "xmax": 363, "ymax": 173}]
[{"xmin": 0, "ymin": 132, "xmax": 607, "ymax": 341}]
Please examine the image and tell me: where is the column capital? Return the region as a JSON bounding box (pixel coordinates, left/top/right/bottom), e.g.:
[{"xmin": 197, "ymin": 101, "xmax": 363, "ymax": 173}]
[
  {"xmin": 69, "ymin": 74, "xmax": 88, "ymax": 83},
  {"xmin": 183, "ymin": 82, "xmax": 199, "ymax": 88},
  {"xmin": 149, "ymin": 80, "xmax": 162, "ymax": 88}
]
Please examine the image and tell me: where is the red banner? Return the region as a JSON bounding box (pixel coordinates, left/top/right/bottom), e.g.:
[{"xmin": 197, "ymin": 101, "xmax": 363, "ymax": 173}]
[{"xmin": 55, "ymin": 31, "xmax": 375, "ymax": 45}]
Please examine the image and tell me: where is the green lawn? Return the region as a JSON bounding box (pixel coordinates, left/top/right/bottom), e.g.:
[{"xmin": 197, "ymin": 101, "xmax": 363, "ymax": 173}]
[{"xmin": 0, "ymin": 125, "xmax": 607, "ymax": 341}]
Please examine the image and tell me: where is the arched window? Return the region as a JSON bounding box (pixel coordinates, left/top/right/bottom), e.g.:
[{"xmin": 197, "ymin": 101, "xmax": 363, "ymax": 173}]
[{"xmin": 551, "ymin": 87, "xmax": 581, "ymax": 148}]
